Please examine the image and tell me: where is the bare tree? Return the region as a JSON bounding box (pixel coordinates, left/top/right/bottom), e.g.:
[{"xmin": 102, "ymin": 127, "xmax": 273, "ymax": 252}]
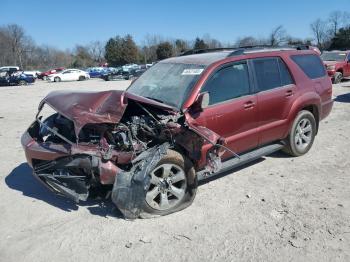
[
  {"xmin": 5, "ymin": 24, "xmax": 27, "ymax": 68},
  {"xmin": 202, "ymin": 34, "xmax": 222, "ymax": 48},
  {"xmin": 310, "ymin": 19, "xmax": 328, "ymax": 49},
  {"xmin": 329, "ymin": 11, "xmax": 344, "ymax": 36},
  {"xmin": 88, "ymin": 41, "xmax": 105, "ymax": 64},
  {"xmin": 235, "ymin": 36, "xmax": 259, "ymax": 47},
  {"xmin": 269, "ymin": 25, "xmax": 287, "ymax": 46}
]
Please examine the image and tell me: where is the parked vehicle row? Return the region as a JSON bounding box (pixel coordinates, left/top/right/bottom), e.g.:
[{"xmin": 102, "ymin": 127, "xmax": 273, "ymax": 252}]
[{"xmin": 101, "ymin": 67, "xmax": 147, "ymax": 81}]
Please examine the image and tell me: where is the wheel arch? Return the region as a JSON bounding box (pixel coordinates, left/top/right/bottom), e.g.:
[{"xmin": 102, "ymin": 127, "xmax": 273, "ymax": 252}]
[
  {"xmin": 284, "ymin": 92, "xmax": 321, "ymax": 137},
  {"xmin": 300, "ymin": 104, "xmax": 320, "ymax": 134},
  {"xmin": 336, "ymin": 68, "xmax": 343, "ymax": 74}
]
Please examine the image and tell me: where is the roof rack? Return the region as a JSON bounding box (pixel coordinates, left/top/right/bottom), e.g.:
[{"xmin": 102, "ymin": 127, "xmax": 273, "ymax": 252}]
[
  {"xmin": 180, "ymin": 45, "xmax": 313, "ymax": 57},
  {"xmin": 179, "ymin": 47, "xmax": 237, "ymax": 56}
]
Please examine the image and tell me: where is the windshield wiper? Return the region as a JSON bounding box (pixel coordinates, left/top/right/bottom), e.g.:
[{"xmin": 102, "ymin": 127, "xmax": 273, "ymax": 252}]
[{"xmin": 145, "ymin": 96, "xmax": 164, "ymax": 103}]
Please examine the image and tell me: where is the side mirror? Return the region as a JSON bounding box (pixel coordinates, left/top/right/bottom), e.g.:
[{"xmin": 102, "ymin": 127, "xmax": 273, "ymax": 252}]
[{"xmin": 192, "ymin": 92, "xmax": 210, "ymax": 112}]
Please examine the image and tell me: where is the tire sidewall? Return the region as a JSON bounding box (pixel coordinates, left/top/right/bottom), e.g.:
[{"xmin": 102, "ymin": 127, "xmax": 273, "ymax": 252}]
[
  {"xmin": 289, "ymin": 110, "xmax": 316, "ymax": 156},
  {"xmin": 140, "ymin": 149, "xmax": 197, "ymax": 218},
  {"xmin": 18, "ymin": 80, "xmax": 27, "ymax": 86},
  {"xmin": 333, "ymin": 72, "xmax": 342, "ymax": 84},
  {"xmin": 54, "ymin": 77, "xmax": 60, "ymax": 82}
]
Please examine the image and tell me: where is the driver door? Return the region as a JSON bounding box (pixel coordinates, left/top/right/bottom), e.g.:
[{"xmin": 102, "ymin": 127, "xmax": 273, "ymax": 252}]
[{"xmin": 191, "ymin": 60, "xmax": 259, "ymax": 158}]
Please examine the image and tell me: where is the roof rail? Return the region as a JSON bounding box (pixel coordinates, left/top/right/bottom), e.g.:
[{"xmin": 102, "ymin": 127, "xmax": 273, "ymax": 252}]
[
  {"xmin": 179, "ymin": 45, "xmax": 314, "ymax": 57},
  {"xmin": 179, "ymin": 47, "xmax": 237, "ymax": 56}
]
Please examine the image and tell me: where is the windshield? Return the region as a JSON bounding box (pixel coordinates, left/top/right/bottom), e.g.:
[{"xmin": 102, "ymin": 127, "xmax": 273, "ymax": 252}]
[
  {"xmin": 321, "ymin": 52, "xmax": 347, "ymax": 61},
  {"xmin": 127, "ymin": 62, "xmax": 205, "ymax": 108}
]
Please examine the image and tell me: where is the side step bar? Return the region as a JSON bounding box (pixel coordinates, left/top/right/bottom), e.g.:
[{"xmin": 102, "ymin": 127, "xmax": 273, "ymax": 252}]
[{"xmin": 197, "ymin": 143, "xmax": 284, "ymax": 181}]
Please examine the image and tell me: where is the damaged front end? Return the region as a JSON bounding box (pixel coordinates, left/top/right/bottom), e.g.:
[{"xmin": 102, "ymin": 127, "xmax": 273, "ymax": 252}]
[{"xmin": 21, "ymin": 90, "xmax": 227, "ymax": 218}]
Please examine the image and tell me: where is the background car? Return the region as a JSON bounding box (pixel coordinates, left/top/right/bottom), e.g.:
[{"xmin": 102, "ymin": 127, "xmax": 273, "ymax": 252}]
[
  {"xmin": 85, "ymin": 67, "xmax": 107, "ymax": 78},
  {"xmin": 47, "ymin": 69, "xmax": 90, "ymax": 82},
  {"xmin": 38, "ymin": 67, "xmax": 65, "ymax": 80},
  {"xmin": 0, "ymin": 68, "xmax": 35, "ymax": 86},
  {"xmin": 321, "ymin": 50, "xmax": 350, "ymax": 83},
  {"xmin": 23, "ymin": 70, "xmax": 41, "ymax": 78},
  {"xmin": 0, "ymin": 66, "xmax": 20, "ymax": 71}
]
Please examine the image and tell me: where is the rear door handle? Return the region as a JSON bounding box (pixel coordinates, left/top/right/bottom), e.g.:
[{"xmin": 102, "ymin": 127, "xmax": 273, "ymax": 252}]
[
  {"xmin": 243, "ymin": 101, "xmax": 255, "ymax": 109},
  {"xmin": 285, "ymin": 90, "xmax": 293, "ymax": 97}
]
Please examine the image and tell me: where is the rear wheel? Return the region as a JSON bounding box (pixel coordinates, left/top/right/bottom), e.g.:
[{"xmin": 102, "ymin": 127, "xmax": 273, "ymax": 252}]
[
  {"xmin": 283, "ymin": 110, "xmax": 316, "ymax": 157},
  {"xmin": 140, "ymin": 149, "xmax": 197, "ymax": 218},
  {"xmin": 78, "ymin": 76, "xmax": 86, "ymax": 81},
  {"xmin": 18, "ymin": 80, "xmax": 27, "ymax": 86},
  {"xmin": 54, "ymin": 77, "xmax": 61, "ymax": 82},
  {"xmin": 333, "ymin": 72, "xmax": 343, "ymax": 84}
]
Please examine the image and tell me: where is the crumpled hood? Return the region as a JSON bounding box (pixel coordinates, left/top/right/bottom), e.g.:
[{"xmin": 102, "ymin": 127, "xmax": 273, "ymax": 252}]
[
  {"xmin": 40, "ymin": 90, "xmax": 127, "ymax": 135},
  {"xmin": 39, "ymin": 90, "xmax": 178, "ymax": 136}
]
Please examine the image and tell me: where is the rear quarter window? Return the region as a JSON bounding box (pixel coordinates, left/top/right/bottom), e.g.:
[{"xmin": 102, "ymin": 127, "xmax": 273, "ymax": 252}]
[{"xmin": 291, "ymin": 54, "xmax": 326, "ymax": 79}]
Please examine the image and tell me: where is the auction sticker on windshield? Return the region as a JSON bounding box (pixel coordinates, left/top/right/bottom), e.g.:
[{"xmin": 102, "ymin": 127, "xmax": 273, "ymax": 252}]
[{"xmin": 181, "ymin": 69, "xmax": 204, "ymax": 75}]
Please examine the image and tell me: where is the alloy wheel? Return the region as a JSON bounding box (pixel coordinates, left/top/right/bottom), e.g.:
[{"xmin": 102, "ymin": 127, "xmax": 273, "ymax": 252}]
[
  {"xmin": 145, "ymin": 163, "xmax": 187, "ymax": 211},
  {"xmin": 294, "ymin": 118, "xmax": 313, "ymax": 151}
]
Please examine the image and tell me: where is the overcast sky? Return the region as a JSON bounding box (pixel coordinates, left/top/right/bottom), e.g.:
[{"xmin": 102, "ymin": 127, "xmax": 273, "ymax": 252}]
[{"xmin": 1, "ymin": 0, "xmax": 349, "ymax": 49}]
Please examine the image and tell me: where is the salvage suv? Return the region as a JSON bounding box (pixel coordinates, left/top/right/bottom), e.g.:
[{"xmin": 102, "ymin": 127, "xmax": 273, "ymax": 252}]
[
  {"xmin": 321, "ymin": 50, "xmax": 350, "ymax": 84},
  {"xmin": 21, "ymin": 46, "xmax": 333, "ymax": 219}
]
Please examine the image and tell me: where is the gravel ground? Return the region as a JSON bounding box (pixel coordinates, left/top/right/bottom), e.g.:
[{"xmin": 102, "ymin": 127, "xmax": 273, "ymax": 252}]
[{"xmin": 0, "ymin": 78, "xmax": 349, "ymax": 262}]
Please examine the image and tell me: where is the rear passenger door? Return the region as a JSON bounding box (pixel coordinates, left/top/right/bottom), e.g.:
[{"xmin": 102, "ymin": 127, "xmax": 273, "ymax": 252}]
[
  {"xmin": 252, "ymin": 57, "xmax": 295, "ymax": 146},
  {"xmin": 197, "ymin": 61, "xmax": 259, "ymax": 156}
]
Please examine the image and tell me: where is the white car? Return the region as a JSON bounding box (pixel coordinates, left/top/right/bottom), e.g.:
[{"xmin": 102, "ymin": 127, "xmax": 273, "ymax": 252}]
[{"xmin": 47, "ymin": 69, "xmax": 90, "ymax": 82}]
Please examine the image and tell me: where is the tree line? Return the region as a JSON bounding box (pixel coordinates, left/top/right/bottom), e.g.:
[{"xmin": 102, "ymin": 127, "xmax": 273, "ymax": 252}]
[{"xmin": 0, "ymin": 10, "xmax": 349, "ymax": 70}]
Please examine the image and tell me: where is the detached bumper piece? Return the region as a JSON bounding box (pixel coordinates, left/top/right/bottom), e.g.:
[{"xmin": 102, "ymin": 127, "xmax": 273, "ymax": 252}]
[
  {"xmin": 36, "ymin": 172, "xmax": 89, "ymax": 202},
  {"xmin": 111, "ymin": 143, "xmax": 169, "ymax": 219},
  {"xmin": 33, "ymin": 155, "xmax": 99, "ymax": 202}
]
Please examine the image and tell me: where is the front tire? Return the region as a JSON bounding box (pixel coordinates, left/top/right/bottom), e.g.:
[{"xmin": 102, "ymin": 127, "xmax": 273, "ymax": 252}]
[
  {"xmin": 78, "ymin": 76, "xmax": 86, "ymax": 81},
  {"xmin": 140, "ymin": 149, "xmax": 197, "ymax": 218},
  {"xmin": 333, "ymin": 72, "xmax": 343, "ymax": 84},
  {"xmin": 283, "ymin": 110, "xmax": 316, "ymax": 157},
  {"xmin": 54, "ymin": 77, "xmax": 61, "ymax": 82}
]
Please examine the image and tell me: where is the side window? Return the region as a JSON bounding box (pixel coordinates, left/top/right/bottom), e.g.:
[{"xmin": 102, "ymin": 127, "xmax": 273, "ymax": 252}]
[
  {"xmin": 253, "ymin": 58, "xmax": 281, "ymax": 91},
  {"xmin": 278, "ymin": 58, "xmax": 294, "ymax": 86},
  {"xmin": 291, "ymin": 54, "xmax": 326, "ymax": 79},
  {"xmin": 202, "ymin": 62, "xmax": 250, "ymax": 105}
]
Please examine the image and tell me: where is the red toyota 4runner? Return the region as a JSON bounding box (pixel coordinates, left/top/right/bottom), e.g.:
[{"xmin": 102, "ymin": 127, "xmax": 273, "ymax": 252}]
[
  {"xmin": 321, "ymin": 50, "xmax": 350, "ymax": 84},
  {"xmin": 21, "ymin": 47, "xmax": 333, "ymax": 218}
]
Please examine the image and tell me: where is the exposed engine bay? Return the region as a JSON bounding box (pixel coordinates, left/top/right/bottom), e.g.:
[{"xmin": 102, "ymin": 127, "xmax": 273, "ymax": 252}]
[{"xmin": 22, "ymin": 90, "xmax": 226, "ymax": 218}]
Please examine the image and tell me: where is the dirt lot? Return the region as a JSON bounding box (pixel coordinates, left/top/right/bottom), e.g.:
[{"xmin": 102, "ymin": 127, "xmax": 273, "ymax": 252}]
[{"xmin": 0, "ymin": 78, "xmax": 349, "ymax": 262}]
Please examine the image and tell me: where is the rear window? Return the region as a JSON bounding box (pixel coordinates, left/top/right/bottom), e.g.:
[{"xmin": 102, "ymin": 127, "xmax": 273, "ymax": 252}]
[{"xmin": 291, "ymin": 54, "xmax": 326, "ymax": 79}]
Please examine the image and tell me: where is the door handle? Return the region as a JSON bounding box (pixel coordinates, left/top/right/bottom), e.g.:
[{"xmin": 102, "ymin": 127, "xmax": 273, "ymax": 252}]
[
  {"xmin": 243, "ymin": 101, "xmax": 255, "ymax": 109},
  {"xmin": 285, "ymin": 90, "xmax": 293, "ymax": 97}
]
